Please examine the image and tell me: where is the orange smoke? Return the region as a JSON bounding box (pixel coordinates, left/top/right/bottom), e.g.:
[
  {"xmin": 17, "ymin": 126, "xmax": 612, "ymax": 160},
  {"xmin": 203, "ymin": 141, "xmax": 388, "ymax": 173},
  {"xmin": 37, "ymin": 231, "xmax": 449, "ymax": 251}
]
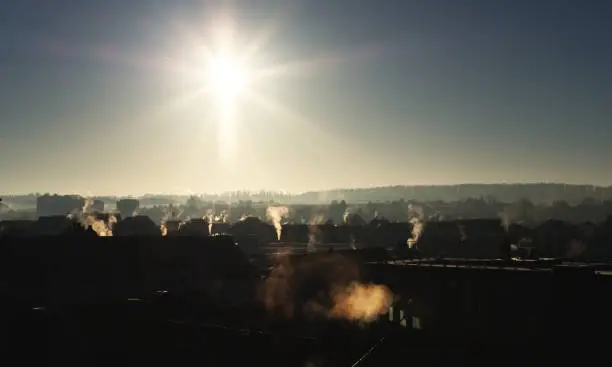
[
  {"xmin": 329, "ymin": 282, "xmax": 393, "ymax": 322},
  {"xmin": 86, "ymin": 214, "xmax": 116, "ymax": 236},
  {"xmin": 260, "ymin": 257, "xmax": 296, "ymax": 318},
  {"xmin": 259, "ymin": 252, "xmax": 393, "ymax": 323}
]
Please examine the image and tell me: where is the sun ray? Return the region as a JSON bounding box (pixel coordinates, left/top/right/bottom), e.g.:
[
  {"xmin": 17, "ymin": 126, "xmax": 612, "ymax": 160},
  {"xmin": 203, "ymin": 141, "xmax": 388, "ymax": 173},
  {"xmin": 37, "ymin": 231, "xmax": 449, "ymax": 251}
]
[
  {"xmin": 251, "ymin": 42, "xmax": 388, "ymax": 82},
  {"xmin": 99, "ymin": 5, "xmax": 388, "ymax": 174},
  {"xmin": 238, "ymin": 2, "xmax": 299, "ymax": 64},
  {"xmin": 242, "ymin": 88, "xmax": 346, "ymax": 165}
]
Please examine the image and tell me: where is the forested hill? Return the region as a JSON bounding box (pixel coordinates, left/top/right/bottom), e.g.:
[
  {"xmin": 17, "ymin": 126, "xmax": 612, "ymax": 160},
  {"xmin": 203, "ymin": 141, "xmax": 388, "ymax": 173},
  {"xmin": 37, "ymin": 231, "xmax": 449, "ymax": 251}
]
[
  {"xmin": 292, "ymin": 184, "xmax": 612, "ymax": 204},
  {"xmin": 4, "ymin": 184, "xmax": 612, "ymax": 206}
]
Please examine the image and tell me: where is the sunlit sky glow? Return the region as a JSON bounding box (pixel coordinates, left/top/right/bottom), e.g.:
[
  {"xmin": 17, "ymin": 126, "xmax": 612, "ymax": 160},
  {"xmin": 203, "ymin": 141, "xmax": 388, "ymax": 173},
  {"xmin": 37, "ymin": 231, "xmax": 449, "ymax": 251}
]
[{"xmin": 1, "ymin": 0, "xmax": 612, "ymax": 195}]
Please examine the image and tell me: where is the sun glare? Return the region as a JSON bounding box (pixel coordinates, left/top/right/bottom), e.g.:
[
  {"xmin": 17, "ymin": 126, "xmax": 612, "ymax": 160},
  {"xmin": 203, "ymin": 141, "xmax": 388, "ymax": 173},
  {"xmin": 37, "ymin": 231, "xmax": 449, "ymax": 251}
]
[
  {"xmin": 165, "ymin": 12, "xmax": 350, "ymax": 166},
  {"xmin": 206, "ymin": 54, "xmax": 249, "ymax": 100}
]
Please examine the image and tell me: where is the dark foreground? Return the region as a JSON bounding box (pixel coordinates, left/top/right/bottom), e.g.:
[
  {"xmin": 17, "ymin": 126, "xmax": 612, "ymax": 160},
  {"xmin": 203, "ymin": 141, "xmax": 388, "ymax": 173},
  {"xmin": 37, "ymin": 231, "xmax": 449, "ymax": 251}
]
[
  {"xmin": 4, "ymin": 297, "xmax": 609, "ymax": 366},
  {"xmin": 3, "ymin": 235, "xmax": 612, "ymax": 365}
]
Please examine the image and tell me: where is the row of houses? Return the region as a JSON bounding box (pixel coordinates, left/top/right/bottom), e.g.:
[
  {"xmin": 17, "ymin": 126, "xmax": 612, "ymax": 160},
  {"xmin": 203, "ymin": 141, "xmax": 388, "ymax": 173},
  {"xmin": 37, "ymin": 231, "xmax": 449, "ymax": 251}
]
[{"xmin": 35, "ymin": 194, "xmax": 140, "ymax": 219}]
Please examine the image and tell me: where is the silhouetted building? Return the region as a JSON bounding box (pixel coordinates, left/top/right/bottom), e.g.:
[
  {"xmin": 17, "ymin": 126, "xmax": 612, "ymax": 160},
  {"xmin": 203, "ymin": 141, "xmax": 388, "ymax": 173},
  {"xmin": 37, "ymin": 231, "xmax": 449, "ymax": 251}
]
[
  {"xmin": 0, "ymin": 219, "xmax": 34, "ymax": 236},
  {"xmin": 532, "ymin": 220, "xmax": 579, "ymax": 258},
  {"xmin": 36, "ymin": 194, "xmax": 85, "ymax": 218},
  {"xmin": 459, "ymin": 219, "xmax": 507, "ymax": 258},
  {"xmin": 113, "ymin": 215, "xmax": 160, "ymax": 236},
  {"xmin": 417, "ymin": 221, "xmax": 462, "ymax": 258},
  {"xmin": 416, "ymin": 219, "xmax": 506, "ymax": 258},
  {"xmin": 164, "ymin": 219, "xmax": 182, "ymax": 235},
  {"xmin": 230, "ymin": 217, "xmax": 276, "ymax": 243},
  {"xmin": 371, "ymin": 222, "xmax": 413, "ymax": 249},
  {"xmin": 179, "ymin": 218, "xmax": 210, "ymax": 236},
  {"xmin": 30, "ymin": 215, "xmax": 87, "ymax": 235},
  {"xmin": 92, "ymin": 199, "xmax": 105, "ymax": 212},
  {"xmin": 210, "ymin": 222, "xmax": 231, "ymax": 235},
  {"xmin": 116, "ymin": 199, "xmax": 140, "ymax": 218},
  {"xmin": 280, "ymin": 224, "xmax": 310, "ymax": 242}
]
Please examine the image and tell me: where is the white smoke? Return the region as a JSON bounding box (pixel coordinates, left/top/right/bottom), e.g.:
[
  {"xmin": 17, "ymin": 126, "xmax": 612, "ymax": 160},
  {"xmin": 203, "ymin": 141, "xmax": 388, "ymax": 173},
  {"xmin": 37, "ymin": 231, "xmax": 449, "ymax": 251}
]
[
  {"xmin": 307, "ymin": 214, "xmax": 326, "ymax": 252},
  {"xmin": 0, "ymin": 199, "xmax": 11, "ymax": 213},
  {"xmin": 206, "ymin": 209, "xmax": 214, "ymax": 235},
  {"xmin": 266, "ymin": 206, "xmax": 289, "ymax": 241},
  {"xmin": 82, "ymin": 198, "xmax": 93, "ymax": 214},
  {"xmin": 160, "ymin": 205, "xmax": 184, "ymax": 223},
  {"xmin": 343, "ymin": 208, "xmax": 351, "ymax": 225},
  {"xmin": 500, "ymin": 210, "xmax": 511, "ymax": 232},
  {"xmin": 456, "ymin": 223, "xmax": 467, "ymax": 243},
  {"xmin": 219, "ymin": 210, "xmax": 229, "ymax": 223},
  {"xmin": 408, "ymin": 217, "xmax": 424, "ymax": 248}
]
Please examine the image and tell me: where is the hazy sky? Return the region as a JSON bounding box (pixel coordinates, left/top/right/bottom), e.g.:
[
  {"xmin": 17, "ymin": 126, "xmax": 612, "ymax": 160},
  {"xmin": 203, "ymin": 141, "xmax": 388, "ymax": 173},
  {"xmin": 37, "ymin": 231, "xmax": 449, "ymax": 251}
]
[{"xmin": 2, "ymin": 0, "xmax": 611, "ymax": 195}]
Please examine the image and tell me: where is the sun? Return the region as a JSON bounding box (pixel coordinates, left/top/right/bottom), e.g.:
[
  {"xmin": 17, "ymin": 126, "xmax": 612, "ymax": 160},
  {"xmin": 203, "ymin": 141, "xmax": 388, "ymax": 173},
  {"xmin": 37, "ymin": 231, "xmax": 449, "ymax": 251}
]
[{"xmin": 205, "ymin": 53, "xmax": 249, "ymax": 100}]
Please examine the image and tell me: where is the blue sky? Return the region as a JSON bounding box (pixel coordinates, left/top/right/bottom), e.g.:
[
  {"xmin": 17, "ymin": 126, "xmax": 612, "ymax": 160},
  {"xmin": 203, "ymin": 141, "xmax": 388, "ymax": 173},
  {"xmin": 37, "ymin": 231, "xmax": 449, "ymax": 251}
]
[{"xmin": 1, "ymin": 0, "xmax": 611, "ymax": 195}]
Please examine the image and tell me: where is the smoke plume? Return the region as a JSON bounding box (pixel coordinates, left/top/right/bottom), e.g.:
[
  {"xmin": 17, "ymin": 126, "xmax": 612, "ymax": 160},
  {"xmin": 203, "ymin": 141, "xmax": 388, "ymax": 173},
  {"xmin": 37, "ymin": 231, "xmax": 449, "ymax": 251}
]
[
  {"xmin": 70, "ymin": 212, "xmax": 116, "ymax": 236},
  {"xmin": 87, "ymin": 214, "xmax": 116, "ymax": 236},
  {"xmin": 343, "ymin": 208, "xmax": 351, "ymax": 225},
  {"xmin": 327, "ymin": 282, "xmax": 393, "ymax": 322},
  {"xmin": 458, "ymin": 223, "xmax": 467, "ymax": 242},
  {"xmin": 307, "ymin": 214, "xmax": 326, "ymax": 252},
  {"xmin": 68, "ymin": 198, "xmax": 116, "ymax": 236},
  {"xmin": 259, "ymin": 253, "xmax": 393, "ymax": 323},
  {"xmin": 409, "ymin": 217, "xmax": 423, "ymax": 248},
  {"xmin": 218, "ymin": 210, "xmax": 229, "ymax": 223},
  {"xmin": 161, "ymin": 205, "xmax": 183, "ymax": 223},
  {"xmin": 0, "ymin": 199, "xmax": 11, "ymax": 213},
  {"xmin": 266, "ymin": 206, "xmax": 289, "ymax": 241},
  {"xmin": 206, "ymin": 209, "xmax": 214, "ymax": 235},
  {"xmin": 500, "ymin": 210, "xmax": 511, "ymax": 233},
  {"xmin": 82, "ymin": 198, "xmax": 93, "ymax": 214}
]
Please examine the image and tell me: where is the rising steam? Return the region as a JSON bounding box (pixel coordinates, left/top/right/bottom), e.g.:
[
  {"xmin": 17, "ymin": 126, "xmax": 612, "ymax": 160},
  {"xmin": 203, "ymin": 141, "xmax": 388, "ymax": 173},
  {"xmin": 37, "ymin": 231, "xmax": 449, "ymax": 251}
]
[
  {"xmin": 87, "ymin": 215, "xmax": 116, "ymax": 236},
  {"xmin": 458, "ymin": 223, "xmax": 467, "ymax": 242},
  {"xmin": 206, "ymin": 209, "xmax": 214, "ymax": 235},
  {"xmin": 82, "ymin": 198, "xmax": 93, "ymax": 214},
  {"xmin": 260, "ymin": 253, "xmax": 393, "ymax": 323},
  {"xmin": 69, "ymin": 197, "xmax": 116, "ymax": 236},
  {"xmin": 0, "ymin": 199, "xmax": 12, "ymax": 213},
  {"xmin": 409, "ymin": 217, "xmax": 423, "ymax": 248},
  {"xmin": 69, "ymin": 213, "xmax": 116, "ymax": 237},
  {"xmin": 343, "ymin": 208, "xmax": 351, "ymax": 225},
  {"xmin": 328, "ymin": 282, "xmax": 393, "ymax": 322},
  {"xmin": 307, "ymin": 214, "xmax": 326, "ymax": 252},
  {"xmin": 266, "ymin": 206, "xmax": 289, "ymax": 241}
]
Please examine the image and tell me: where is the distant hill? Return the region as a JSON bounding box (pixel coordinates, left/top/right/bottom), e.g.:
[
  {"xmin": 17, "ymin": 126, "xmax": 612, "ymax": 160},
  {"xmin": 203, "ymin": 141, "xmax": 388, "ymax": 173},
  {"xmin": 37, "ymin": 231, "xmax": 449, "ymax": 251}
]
[
  {"xmin": 289, "ymin": 183, "xmax": 612, "ymax": 205},
  {"xmin": 3, "ymin": 183, "xmax": 612, "ymax": 208}
]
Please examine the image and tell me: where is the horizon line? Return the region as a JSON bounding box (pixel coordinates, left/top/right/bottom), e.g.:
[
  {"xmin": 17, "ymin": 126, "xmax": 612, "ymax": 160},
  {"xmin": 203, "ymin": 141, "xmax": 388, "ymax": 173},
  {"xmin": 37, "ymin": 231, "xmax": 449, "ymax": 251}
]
[{"xmin": 2, "ymin": 181, "xmax": 612, "ymax": 197}]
